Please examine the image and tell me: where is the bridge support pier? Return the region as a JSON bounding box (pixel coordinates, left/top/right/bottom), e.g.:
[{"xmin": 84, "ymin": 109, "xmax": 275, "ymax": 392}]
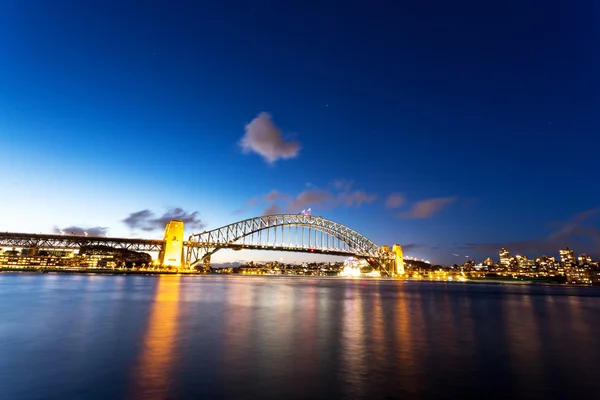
[
  {"xmin": 158, "ymin": 220, "xmax": 184, "ymax": 268},
  {"xmin": 379, "ymin": 244, "xmax": 404, "ymax": 277},
  {"xmin": 392, "ymin": 244, "xmax": 404, "ymax": 276},
  {"xmin": 202, "ymin": 255, "xmax": 211, "ymax": 272}
]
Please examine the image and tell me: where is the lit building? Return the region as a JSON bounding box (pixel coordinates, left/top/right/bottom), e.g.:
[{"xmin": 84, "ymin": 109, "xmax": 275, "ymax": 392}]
[
  {"xmin": 578, "ymin": 253, "xmax": 592, "ymax": 266},
  {"xmin": 566, "ymin": 266, "xmax": 591, "ymax": 284},
  {"xmin": 483, "ymin": 257, "xmax": 494, "ymax": 267},
  {"xmin": 539, "ymin": 256, "xmax": 558, "ymax": 269},
  {"xmin": 560, "ymin": 247, "xmax": 576, "ymax": 267},
  {"xmin": 340, "ymin": 257, "xmax": 362, "ymax": 277},
  {"xmin": 589, "ymin": 269, "xmax": 600, "ymax": 284},
  {"xmin": 499, "ymin": 248, "xmax": 511, "ymax": 266}
]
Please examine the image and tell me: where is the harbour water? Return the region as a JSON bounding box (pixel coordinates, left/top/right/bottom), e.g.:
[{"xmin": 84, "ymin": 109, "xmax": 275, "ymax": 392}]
[{"xmin": 1, "ymin": 273, "xmax": 599, "ymax": 399}]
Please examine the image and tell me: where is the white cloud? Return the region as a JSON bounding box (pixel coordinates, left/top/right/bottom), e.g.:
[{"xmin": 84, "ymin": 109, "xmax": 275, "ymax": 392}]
[{"xmin": 239, "ymin": 113, "xmax": 301, "ymax": 164}]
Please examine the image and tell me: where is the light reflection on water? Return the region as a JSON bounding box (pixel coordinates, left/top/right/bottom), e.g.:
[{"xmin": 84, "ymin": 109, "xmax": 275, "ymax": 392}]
[
  {"xmin": 129, "ymin": 276, "xmax": 181, "ymax": 400},
  {"xmin": 1, "ymin": 274, "xmax": 600, "ymax": 400}
]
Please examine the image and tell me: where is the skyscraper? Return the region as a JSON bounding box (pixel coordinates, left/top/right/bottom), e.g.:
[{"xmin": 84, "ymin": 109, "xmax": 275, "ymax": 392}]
[
  {"xmin": 515, "ymin": 255, "xmax": 530, "ymax": 269},
  {"xmin": 578, "ymin": 253, "xmax": 592, "ymax": 266},
  {"xmin": 559, "ymin": 247, "xmax": 576, "ymax": 267},
  {"xmin": 499, "ymin": 248, "xmax": 511, "ymax": 266}
]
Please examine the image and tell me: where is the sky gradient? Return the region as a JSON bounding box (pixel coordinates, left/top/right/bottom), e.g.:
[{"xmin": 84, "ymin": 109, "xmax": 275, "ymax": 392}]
[{"xmin": 2, "ymin": 0, "xmax": 599, "ymax": 264}]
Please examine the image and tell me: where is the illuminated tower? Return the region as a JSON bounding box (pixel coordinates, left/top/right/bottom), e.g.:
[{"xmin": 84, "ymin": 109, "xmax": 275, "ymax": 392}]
[
  {"xmin": 499, "ymin": 248, "xmax": 511, "ymax": 266},
  {"xmin": 578, "ymin": 253, "xmax": 592, "ymax": 266},
  {"xmin": 392, "ymin": 244, "xmax": 404, "ymax": 275},
  {"xmin": 379, "ymin": 245, "xmax": 393, "ymax": 276},
  {"xmin": 559, "ymin": 247, "xmax": 576, "ymax": 267},
  {"xmin": 158, "ymin": 220, "xmax": 185, "ymax": 268}
]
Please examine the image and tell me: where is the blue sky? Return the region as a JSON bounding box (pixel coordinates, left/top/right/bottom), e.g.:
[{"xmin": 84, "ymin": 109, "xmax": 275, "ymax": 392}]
[{"xmin": 1, "ymin": 1, "xmax": 599, "ymax": 264}]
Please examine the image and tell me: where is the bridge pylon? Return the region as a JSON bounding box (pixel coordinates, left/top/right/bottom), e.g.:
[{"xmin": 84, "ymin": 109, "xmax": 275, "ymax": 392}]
[
  {"xmin": 158, "ymin": 220, "xmax": 185, "ymax": 268},
  {"xmin": 379, "ymin": 244, "xmax": 405, "ymax": 277},
  {"xmin": 392, "ymin": 244, "xmax": 405, "ymax": 276}
]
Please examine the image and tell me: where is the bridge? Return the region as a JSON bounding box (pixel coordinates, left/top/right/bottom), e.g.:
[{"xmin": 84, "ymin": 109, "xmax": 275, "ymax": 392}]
[
  {"xmin": 0, "ymin": 232, "xmax": 165, "ymax": 252},
  {"xmin": 0, "ymin": 214, "xmax": 405, "ymax": 275}
]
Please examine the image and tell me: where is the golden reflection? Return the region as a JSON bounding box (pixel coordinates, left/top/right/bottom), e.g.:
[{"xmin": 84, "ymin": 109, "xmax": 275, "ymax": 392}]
[
  {"xmin": 565, "ymin": 293, "xmax": 591, "ymax": 338},
  {"xmin": 130, "ymin": 276, "xmax": 181, "ymax": 400},
  {"xmin": 341, "ymin": 283, "xmax": 367, "ymax": 395},
  {"xmin": 294, "ymin": 285, "xmax": 318, "ymax": 377},
  {"xmin": 394, "ymin": 290, "xmax": 420, "ymax": 395},
  {"xmin": 504, "ymin": 292, "xmax": 544, "ymax": 389},
  {"xmin": 370, "ymin": 288, "xmax": 385, "ymax": 368},
  {"xmin": 217, "ymin": 280, "xmax": 255, "ymax": 374}
]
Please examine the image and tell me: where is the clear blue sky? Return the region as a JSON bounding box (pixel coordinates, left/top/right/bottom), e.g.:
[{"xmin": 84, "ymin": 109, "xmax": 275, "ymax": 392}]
[{"xmin": 1, "ymin": 0, "xmax": 599, "ymax": 264}]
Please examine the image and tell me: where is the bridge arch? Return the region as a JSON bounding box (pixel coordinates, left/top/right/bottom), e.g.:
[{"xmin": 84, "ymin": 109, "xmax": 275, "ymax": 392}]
[{"xmin": 186, "ymin": 214, "xmax": 383, "ymax": 267}]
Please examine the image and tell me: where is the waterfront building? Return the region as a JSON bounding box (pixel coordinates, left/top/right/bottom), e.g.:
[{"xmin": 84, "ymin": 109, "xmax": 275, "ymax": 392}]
[
  {"xmin": 566, "ymin": 266, "xmax": 591, "ymax": 284},
  {"xmin": 578, "ymin": 253, "xmax": 592, "ymax": 266},
  {"xmin": 560, "ymin": 247, "xmax": 576, "ymax": 267},
  {"xmin": 499, "ymin": 248, "xmax": 511, "ymax": 266},
  {"xmin": 515, "ymin": 255, "xmax": 528, "ymax": 269}
]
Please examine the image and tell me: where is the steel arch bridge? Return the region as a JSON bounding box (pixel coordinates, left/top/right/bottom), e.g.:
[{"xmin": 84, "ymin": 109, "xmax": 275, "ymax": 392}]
[{"xmin": 186, "ymin": 214, "xmax": 390, "ymax": 270}]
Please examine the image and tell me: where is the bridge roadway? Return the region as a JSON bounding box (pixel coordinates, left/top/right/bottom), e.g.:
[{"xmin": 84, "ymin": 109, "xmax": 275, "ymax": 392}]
[
  {"xmin": 209, "ymin": 243, "xmax": 359, "ymax": 258},
  {"xmin": 0, "ymin": 232, "xmax": 362, "ymax": 257},
  {"xmin": 0, "ymin": 232, "xmax": 167, "ymax": 252}
]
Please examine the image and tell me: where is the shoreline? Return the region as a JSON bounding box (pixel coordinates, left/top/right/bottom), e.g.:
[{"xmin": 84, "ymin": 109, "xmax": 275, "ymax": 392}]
[
  {"xmin": 0, "ymin": 267, "xmax": 199, "ymax": 276},
  {"xmin": 0, "ymin": 267, "xmax": 594, "ymax": 287}
]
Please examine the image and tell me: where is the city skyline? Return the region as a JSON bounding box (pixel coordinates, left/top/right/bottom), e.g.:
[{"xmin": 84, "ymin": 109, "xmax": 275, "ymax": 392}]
[{"xmin": 2, "ymin": 1, "xmax": 599, "ymax": 264}]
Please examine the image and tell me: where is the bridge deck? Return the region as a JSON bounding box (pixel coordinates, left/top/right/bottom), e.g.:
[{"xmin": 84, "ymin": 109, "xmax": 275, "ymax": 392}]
[
  {"xmin": 195, "ymin": 243, "xmax": 361, "ymax": 258},
  {"xmin": 0, "ymin": 232, "xmax": 165, "ymax": 252}
]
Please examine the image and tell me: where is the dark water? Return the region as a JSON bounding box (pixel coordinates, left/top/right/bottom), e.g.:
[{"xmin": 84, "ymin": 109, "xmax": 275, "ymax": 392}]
[{"xmin": 1, "ymin": 274, "xmax": 600, "ymax": 400}]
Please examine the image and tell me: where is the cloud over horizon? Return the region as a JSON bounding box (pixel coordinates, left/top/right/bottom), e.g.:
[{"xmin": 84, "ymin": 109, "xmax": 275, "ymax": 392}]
[
  {"xmin": 462, "ymin": 208, "xmax": 600, "ymax": 257},
  {"xmin": 53, "ymin": 226, "xmax": 109, "ymax": 236},
  {"xmin": 385, "ymin": 193, "xmax": 405, "ymax": 209},
  {"xmin": 397, "ymin": 196, "xmax": 457, "ymax": 219},
  {"xmin": 288, "ymin": 190, "xmax": 333, "ymax": 212},
  {"xmin": 239, "ymin": 112, "xmax": 301, "ymax": 164},
  {"xmin": 239, "ymin": 182, "xmax": 377, "ymax": 216},
  {"xmin": 122, "ymin": 208, "xmax": 206, "ymax": 231},
  {"xmin": 263, "ymin": 203, "xmax": 282, "ymax": 215},
  {"xmin": 333, "ymin": 179, "xmax": 354, "ymax": 191}
]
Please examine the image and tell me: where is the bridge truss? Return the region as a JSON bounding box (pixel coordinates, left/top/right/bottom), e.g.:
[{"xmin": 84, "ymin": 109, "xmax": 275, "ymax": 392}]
[
  {"xmin": 0, "ymin": 232, "xmax": 164, "ymax": 252},
  {"xmin": 186, "ymin": 214, "xmax": 387, "ymax": 268}
]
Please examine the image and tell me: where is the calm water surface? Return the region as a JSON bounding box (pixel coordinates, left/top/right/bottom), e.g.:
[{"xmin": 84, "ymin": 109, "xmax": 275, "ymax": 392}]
[{"xmin": 1, "ymin": 274, "xmax": 599, "ymax": 399}]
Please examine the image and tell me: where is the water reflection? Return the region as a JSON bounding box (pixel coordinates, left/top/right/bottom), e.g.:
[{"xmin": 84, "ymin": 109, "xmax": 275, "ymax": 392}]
[
  {"xmin": 504, "ymin": 292, "xmax": 545, "ymax": 394},
  {"xmin": 394, "ymin": 288, "xmax": 420, "ymax": 395},
  {"xmin": 340, "ymin": 283, "xmax": 367, "ymax": 397},
  {"xmin": 3, "ymin": 275, "xmax": 600, "ymax": 400},
  {"xmin": 129, "ymin": 276, "xmax": 181, "ymax": 400}
]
